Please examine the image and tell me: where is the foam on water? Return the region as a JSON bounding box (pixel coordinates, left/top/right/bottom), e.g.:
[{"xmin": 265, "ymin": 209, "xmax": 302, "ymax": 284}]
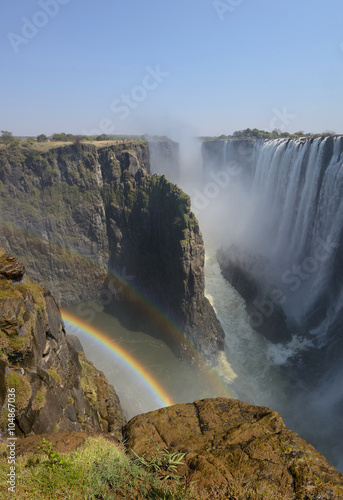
[{"xmin": 204, "ymin": 249, "xmax": 289, "ymax": 409}]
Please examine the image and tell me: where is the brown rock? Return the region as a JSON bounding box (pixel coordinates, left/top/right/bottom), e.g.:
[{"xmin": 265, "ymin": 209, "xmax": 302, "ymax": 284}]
[
  {"xmin": 0, "ymin": 252, "xmax": 25, "ymax": 281},
  {"xmin": 124, "ymin": 397, "xmax": 343, "ymax": 499}
]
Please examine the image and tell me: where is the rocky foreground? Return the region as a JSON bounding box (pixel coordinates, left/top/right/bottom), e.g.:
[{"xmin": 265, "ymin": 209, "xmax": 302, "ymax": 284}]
[
  {"xmin": 1, "ymin": 250, "xmax": 343, "ymax": 498},
  {"xmin": 13, "ymin": 398, "xmax": 343, "ymax": 499},
  {"xmin": 125, "ymin": 398, "xmax": 343, "ymax": 499}
]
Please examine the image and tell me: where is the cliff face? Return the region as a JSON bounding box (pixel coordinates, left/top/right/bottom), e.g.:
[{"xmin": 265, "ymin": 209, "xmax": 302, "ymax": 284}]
[
  {"xmin": 0, "ymin": 250, "xmax": 126, "ymax": 439},
  {"xmin": 217, "ymin": 246, "xmax": 292, "ymax": 343},
  {"xmin": 100, "ymin": 158, "xmax": 224, "ymax": 361},
  {"xmin": 0, "ymin": 142, "xmax": 224, "ymax": 364},
  {"xmin": 0, "ymin": 143, "xmax": 111, "ymax": 306}
]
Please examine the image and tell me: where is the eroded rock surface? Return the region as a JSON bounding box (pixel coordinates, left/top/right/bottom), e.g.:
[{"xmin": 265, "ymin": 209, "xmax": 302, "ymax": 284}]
[
  {"xmin": 0, "ymin": 251, "xmax": 126, "ymax": 439},
  {"xmin": 0, "ymin": 251, "xmax": 25, "ymax": 281},
  {"xmin": 124, "ymin": 397, "xmax": 343, "ymax": 499}
]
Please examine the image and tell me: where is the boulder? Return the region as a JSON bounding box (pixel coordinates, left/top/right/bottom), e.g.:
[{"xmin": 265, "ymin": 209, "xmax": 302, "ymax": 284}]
[
  {"xmin": 124, "ymin": 397, "xmax": 343, "ymax": 499},
  {"xmin": 0, "ymin": 251, "xmax": 25, "ymax": 281}
]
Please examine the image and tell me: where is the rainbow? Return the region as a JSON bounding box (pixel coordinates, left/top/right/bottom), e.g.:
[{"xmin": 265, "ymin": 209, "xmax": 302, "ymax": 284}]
[
  {"xmin": 61, "ymin": 308, "xmax": 175, "ymax": 408},
  {"xmin": 2, "ymin": 221, "xmax": 232, "ymax": 400}
]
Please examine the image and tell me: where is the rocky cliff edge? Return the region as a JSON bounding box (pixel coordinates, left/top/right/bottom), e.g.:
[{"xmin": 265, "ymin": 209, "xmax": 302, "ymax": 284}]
[
  {"xmin": 0, "ymin": 250, "xmax": 126, "ymax": 440},
  {"xmin": 125, "ymin": 397, "xmax": 343, "ymax": 499}
]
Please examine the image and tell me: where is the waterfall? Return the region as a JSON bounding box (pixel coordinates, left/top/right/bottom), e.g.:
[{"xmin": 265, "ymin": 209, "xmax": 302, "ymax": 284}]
[
  {"xmin": 205, "ymin": 137, "xmax": 343, "ymax": 342},
  {"xmin": 252, "ymin": 138, "xmax": 343, "ymax": 339},
  {"xmin": 223, "ymin": 140, "xmax": 227, "ymax": 167},
  {"xmin": 148, "ymin": 136, "xmax": 343, "ymax": 470},
  {"xmin": 199, "ymin": 136, "xmax": 343, "ymax": 470}
]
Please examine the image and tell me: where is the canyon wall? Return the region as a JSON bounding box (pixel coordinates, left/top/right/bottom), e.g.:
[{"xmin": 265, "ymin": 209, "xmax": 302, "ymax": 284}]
[{"xmin": 0, "ymin": 141, "xmax": 224, "ymax": 364}]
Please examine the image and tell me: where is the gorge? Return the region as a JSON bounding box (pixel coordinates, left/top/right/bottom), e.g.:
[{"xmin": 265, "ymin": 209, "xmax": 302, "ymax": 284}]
[
  {"xmin": 0, "ymin": 135, "xmax": 342, "ymax": 477},
  {"xmin": 0, "ymin": 140, "xmax": 224, "ymax": 366}
]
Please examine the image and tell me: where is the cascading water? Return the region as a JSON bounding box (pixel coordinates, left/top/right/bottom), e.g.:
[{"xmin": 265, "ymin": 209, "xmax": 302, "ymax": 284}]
[
  {"xmin": 212, "ymin": 137, "xmax": 343, "ymax": 343},
  {"xmin": 198, "ymin": 136, "xmax": 343, "ymax": 471}
]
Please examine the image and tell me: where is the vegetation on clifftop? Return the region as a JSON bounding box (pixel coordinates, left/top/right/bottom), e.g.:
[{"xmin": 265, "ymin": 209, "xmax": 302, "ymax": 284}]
[
  {"xmin": 0, "ymin": 436, "xmax": 296, "ymax": 499},
  {"xmin": 201, "ymin": 128, "xmax": 340, "ymax": 141}
]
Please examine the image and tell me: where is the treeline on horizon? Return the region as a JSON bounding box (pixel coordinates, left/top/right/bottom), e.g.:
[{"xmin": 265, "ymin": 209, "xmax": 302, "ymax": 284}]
[
  {"xmin": 202, "ymin": 127, "xmax": 339, "ymax": 141},
  {"xmin": 0, "ymin": 131, "xmax": 171, "ymax": 147},
  {"xmin": 0, "ymin": 128, "xmax": 341, "ymax": 148}
]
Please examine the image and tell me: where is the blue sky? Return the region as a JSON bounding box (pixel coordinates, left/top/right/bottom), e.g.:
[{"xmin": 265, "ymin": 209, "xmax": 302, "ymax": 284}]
[{"xmin": 1, "ymin": 0, "xmax": 343, "ymax": 137}]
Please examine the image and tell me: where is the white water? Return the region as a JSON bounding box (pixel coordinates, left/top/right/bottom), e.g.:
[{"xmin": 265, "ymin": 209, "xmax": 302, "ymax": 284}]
[
  {"xmin": 234, "ymin": 138, "xmax": 343, "ymax": 333},
  {"xmin": 204, "ymin": 250, "xmax": 289, "ymax": 409}
]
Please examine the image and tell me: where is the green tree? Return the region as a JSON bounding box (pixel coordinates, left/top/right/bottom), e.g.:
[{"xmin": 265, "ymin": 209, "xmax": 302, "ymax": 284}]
[
  {"xmin": 25, "ymin": 138, "xmax": 35, "ymax": 146},
  {"xmin": 36, "ymin": 134, "xmax": 48, "ymax": 142},
  {"xmin": 51, "ymin": 133, "xmax": 66, "ymax": 141},
  {"xmin": 51, "ymin": 133, "xmax": 75, "ymax": 142},
  {"xmin": 0, "ymin": 131, "xmax": 14, "ymax": 144}
]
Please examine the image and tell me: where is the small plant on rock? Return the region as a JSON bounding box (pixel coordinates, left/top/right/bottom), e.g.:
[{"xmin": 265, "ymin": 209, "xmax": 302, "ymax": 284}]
[
  {"xmin": 37, "ymin": 438, "xmax": 70, "ymax": 470},
  {"xmin": 132, "ymin": 447, "xmax": 186, "ymax": 482}
]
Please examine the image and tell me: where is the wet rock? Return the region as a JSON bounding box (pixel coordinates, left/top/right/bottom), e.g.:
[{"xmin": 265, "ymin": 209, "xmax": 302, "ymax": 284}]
[{"xmin": 217, "ymin": 246, "xmax": 292, "ymax": 343}]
